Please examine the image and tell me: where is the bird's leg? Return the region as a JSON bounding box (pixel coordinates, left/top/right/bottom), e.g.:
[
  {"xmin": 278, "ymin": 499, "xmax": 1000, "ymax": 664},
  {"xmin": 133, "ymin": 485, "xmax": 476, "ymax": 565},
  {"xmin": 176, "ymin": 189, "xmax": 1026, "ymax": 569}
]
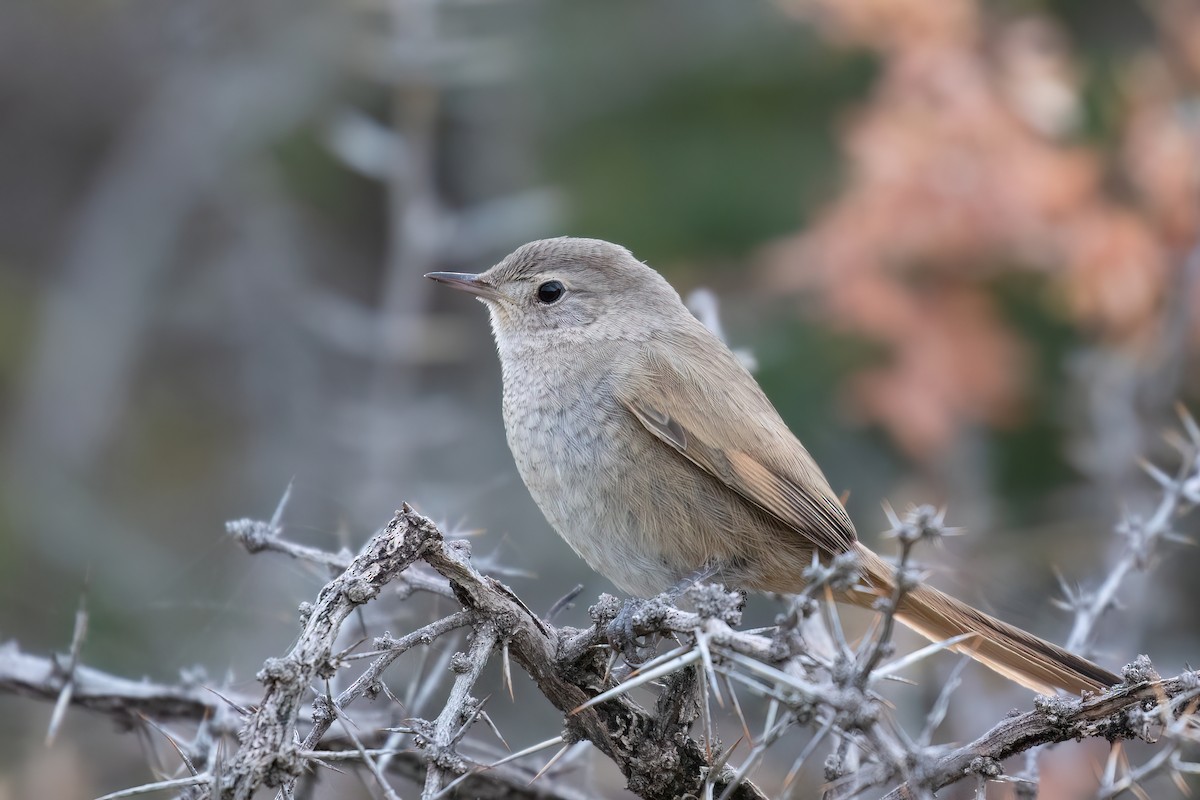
[{"xmin": 608, "ymin": 562, "xmax": 724, "ymax": 665}]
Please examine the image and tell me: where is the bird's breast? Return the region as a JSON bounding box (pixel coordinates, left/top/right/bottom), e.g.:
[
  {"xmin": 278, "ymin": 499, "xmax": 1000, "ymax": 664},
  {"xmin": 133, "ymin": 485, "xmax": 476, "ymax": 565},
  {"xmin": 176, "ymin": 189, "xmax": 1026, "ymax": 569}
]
[
  {"xmin": 501, "ymin": 354, "xmax": 676, "ymax": 595},
  {"xmin": 498, "ymin": 347, "xmax": 810, "ymax": 597}
]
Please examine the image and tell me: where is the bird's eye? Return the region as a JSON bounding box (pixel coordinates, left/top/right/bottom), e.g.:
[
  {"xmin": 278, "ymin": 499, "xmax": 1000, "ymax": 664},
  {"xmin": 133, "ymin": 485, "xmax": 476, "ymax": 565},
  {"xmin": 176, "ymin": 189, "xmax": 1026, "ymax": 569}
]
[{"xmin": 536, "ymin": 280, "xmax": 565, "ymax": 304}]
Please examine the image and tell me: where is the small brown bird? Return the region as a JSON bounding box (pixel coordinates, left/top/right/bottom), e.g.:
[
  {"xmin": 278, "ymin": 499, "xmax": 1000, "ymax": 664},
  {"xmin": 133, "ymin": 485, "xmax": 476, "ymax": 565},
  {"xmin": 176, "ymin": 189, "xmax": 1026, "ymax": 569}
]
[{"xmin": 428, "ymin": 237, "xmax": 1119, "ymax": 695}]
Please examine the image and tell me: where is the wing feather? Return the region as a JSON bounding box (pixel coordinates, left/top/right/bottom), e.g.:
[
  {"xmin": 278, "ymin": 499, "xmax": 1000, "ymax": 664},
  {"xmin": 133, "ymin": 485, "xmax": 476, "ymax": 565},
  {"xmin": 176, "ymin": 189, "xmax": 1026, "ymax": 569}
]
[{"xmin": 617, "ymin": 339, "xmax": 857, "ymax": 557}]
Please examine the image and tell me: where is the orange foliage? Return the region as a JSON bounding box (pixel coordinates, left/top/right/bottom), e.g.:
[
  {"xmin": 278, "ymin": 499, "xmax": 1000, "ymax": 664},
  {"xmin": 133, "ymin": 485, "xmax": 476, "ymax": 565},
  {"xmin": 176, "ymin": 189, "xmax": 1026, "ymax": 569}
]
[{"xmin": 765, "ymin": 0, "xmax": 1199, "ymax": 459}]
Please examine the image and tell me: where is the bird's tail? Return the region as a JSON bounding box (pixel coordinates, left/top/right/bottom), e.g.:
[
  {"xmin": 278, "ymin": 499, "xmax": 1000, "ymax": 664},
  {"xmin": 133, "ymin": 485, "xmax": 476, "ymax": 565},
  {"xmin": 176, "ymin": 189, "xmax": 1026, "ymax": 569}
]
[{"xmin": 853, "ymin": 545, "xmax": 1119, "ymax": 695}]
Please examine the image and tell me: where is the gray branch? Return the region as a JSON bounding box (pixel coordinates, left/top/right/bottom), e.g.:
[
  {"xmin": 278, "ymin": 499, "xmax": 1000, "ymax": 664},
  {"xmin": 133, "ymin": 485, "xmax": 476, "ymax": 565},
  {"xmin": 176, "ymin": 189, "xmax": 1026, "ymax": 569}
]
[
  {"xmin": 868, "ymin": 669, "xmax": 1200, "ymax": 800},
  {"xmin": 220, "ymin": 505, "xmax": 439, "ymax": 800},
  {"xmin": 0, "ymin": 642, "xmax": 230, "ymax": 724},
  {"xmin": 4, "ymin": 505, "xmax": 1194, "ymax": 800}
]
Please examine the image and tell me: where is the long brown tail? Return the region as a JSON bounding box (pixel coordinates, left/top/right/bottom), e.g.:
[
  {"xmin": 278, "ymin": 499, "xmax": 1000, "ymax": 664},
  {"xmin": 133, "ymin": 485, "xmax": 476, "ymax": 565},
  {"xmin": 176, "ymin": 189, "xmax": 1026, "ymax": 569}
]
[{"xmin": 854, "ymin": 545, "xmax": 1119, "ymax": 695}]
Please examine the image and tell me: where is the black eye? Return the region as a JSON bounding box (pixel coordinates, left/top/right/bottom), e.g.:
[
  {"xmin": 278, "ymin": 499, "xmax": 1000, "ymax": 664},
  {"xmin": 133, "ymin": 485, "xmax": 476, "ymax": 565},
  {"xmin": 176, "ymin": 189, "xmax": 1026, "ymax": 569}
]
[{"xmin": 536, "ymin": 280, "xmax": 565, "ymax": 304}]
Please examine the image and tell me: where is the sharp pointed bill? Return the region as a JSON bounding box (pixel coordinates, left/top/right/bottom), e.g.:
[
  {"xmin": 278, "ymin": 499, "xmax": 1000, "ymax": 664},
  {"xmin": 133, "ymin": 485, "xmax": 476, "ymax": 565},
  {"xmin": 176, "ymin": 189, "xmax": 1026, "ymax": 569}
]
[{"xmin": 424, "ymin": 272, "xmax": 503, "ymax": 301}]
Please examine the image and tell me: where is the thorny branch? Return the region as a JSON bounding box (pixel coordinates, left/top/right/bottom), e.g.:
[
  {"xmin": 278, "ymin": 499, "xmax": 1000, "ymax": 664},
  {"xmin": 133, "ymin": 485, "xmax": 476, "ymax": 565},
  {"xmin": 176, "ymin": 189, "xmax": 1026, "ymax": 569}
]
[
  {"xmin": 1062, "ymin": 405, "xmax": 1200, "ymax": 656},
  {"xmin": 219, "ymin": 506, "xmax": 439, "ymax": 800},
  {"xmin": 5, "ymin": 412, "xmax": 1200, "ymax": 799},
  {"xmin": 869, "ymin": 662, "xmax": 1200, "ymax": 800}
]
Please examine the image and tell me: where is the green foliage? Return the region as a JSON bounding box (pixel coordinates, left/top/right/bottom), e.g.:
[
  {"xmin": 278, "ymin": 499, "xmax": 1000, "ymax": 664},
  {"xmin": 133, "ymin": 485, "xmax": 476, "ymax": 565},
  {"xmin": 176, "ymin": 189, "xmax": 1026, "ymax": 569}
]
[
  {"xmin": 545, "ymin": 38, "xmax": 874, "ymax": 261},
  {"xmin": 273, "ymin": 125, "xmax": 384, "ymax": 233},
  {"xmin": 988, "ymin": 272, "xmax": 1084, "ymax": 525}
]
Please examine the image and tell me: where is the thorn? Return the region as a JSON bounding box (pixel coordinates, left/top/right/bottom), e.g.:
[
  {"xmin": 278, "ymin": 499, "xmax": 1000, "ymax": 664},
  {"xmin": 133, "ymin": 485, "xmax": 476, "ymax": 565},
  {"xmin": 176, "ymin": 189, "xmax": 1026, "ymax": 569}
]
[
  {"xmin": 1050, "ymin": 597, "xmax": 1075, "ymax": 612},
  {"xmin": 695, "ymin": 633, "xmax": 725, "ymax": 709},
  {"xmin": 1170, "ymin": 767, "xmax": 1190, "ymax": 795},
  {"xmin": 1101, "ymin": 740, "xmax": 1122, "ymax": 787},
  {"xmin": 1164, "ymin": 429, "xmax": 1192, "ymax": 458},
  {"xmin": 625, "ymin": 643, "xmax": 691, "ymax": 679},
  {"xmin": 919, "ymin": 656, "xmax": 970, "ymax": 746},
  {"xmin": 601, "ymin": 647, "xmax": 619, "ymax": 684},
  {"xmin": 379, "ymin": 681, "xmax": 407, "ymax": 710},
  {"xmin": 310, "ymin": 756, "xmax": 348, "ymax": 776},
  {"xmin": 479, "ymin": 710, "xmax": 510, "ymax": 752},
  {"xmin": 783, "ymin": 716, "xmax": 835, "ymax": 791},
  {"xmin": 135, "ymin": 713, "xmax": 197, "ymax": 776},
  {"xmin": 501, "ymin": 640, "xmax": 514, "ymax": 701},
  {"xmin": 1051, "ymin": 566, "xmax": 1077, "ymax": 600},
  {"xmin": 1138, "ymin": 458, "xmax": 1175, "ymax": 489},
  {"xmin": 721, "ymin": 650, "xmax": 821, "ymax": 697},
  {"xmin": 1178, "ymin": 403, "xmax": 1200, "ymax": 448},
  {"xmin": 484, "ymin": 734, "xmax": 565, "ymax": 770},
  {"xmin": 93, "ymin": 774, "xmax": 210, "ymax": 800},
  {"xmin": 450, "ymin": 694, "xmax": 491, "ymax": 747},
  {"xmin": 46, "ymin": 591, "xmax": 89, "ymax": 746},
  {"xmin": 528, "ymin": 743, "xmax": 571, "ymax": 785},
  {"xmin": 270, "ymin": 479, "xmax": 294, "ymax": 530},
  {"xmin": 203, "ymin": 686, "xmax": 253, "ymax": 717},
  {"xmin": 723, "ymin": 673, "xmax": 753, "ymax": 747},
  {"xmin": 571, "ymin": 649, "xmax": 702, "ymax": 715},
  {"xmin": 881, "ymin": 499, "xmax": 902, "ymax": 531},
  {"xmin": 823, "ymin": 584, "xmax": 850, "ymax": 655},
  {"xmin": 707, "ymin": 734, "xmax": 745, "ymax": 778},
  {"xmin": 871, "ymin": 633, "xmax": 977, "ymax": 678}
]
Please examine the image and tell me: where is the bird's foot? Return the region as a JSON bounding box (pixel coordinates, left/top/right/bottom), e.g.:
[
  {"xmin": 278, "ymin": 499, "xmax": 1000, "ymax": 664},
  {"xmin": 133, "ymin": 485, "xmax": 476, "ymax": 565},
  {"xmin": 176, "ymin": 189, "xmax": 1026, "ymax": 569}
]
[
  {"xmin": 606, "ymin": 565, "xmax": 724, "ymax": 665},
  {"xmin": 607, "ymin": 595, "xmax": 671, "ymax": 666}
]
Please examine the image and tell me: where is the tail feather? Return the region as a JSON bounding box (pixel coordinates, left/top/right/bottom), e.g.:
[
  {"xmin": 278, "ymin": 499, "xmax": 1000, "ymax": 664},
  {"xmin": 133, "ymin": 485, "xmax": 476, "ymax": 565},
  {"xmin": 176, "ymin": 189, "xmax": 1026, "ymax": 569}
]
[
  {"xmin": 853, "ymin": 545, "xmax": 1119, "ymax": 695},
  {"xmin": 895, "ymin": 583, "xmax": 1118, "ymax": 695}
]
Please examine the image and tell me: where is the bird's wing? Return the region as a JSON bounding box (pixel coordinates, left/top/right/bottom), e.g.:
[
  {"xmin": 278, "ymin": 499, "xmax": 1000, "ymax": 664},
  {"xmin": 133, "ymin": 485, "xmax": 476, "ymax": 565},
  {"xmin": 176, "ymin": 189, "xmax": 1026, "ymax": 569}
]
[{"xmin": 615, "ymin": 332, "xmax": 858, "ymax": 557}]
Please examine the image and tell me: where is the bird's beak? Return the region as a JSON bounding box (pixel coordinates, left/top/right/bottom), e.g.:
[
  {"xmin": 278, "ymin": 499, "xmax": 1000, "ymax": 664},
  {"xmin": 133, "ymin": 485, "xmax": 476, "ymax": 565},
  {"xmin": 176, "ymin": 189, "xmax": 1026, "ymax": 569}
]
[{"xmin": 424, "ymin": 271, "xmax": 502, "ymax": 302}]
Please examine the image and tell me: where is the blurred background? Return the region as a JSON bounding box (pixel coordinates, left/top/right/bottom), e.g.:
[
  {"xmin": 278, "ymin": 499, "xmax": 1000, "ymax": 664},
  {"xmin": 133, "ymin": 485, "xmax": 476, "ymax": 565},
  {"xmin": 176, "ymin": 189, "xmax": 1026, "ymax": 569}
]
[{"xmin": 1, "ymin": 0, "xmax": 1198, "ymax": 797}]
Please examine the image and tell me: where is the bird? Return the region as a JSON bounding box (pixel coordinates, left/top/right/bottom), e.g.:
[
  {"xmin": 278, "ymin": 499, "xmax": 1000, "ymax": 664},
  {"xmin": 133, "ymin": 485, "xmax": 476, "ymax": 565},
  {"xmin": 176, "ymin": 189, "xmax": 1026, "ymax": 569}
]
[{"xmin": 426, "ymin": 236, "xmax": 1119, "ymax": 695}]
